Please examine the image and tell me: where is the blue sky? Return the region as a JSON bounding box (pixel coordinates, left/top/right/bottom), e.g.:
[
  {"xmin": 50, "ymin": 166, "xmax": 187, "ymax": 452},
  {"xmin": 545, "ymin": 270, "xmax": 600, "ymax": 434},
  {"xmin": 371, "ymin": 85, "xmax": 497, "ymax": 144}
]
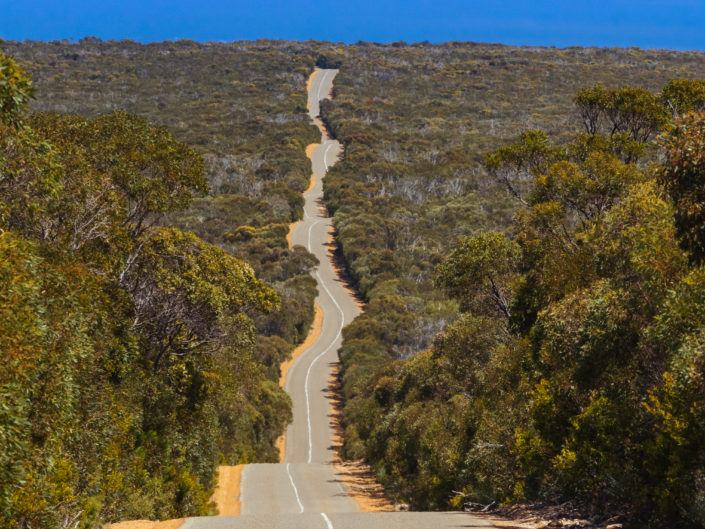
[{"xmin": 2, "ymin": 0, "xmax": 704, "ymax": 50}]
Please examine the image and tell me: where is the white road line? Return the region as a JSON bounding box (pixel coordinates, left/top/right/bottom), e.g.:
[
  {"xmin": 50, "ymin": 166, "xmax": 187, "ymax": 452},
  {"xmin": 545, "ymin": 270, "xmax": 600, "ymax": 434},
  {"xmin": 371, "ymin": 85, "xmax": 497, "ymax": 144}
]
[
  {"xmin": 286, "ymin": 463, "xmax": 304, "ymax": 513},
  {"xmin": 321, "ymin": 512, "xmax": 334, "ymax": 529},
  {"xmin": 305, "ymin": 268, "xmax": 346, "ymax": 464},
  {"xmin": 316, "ymin": 70, "xmax": 329, "ymax": 103},
  {"xmin": 323, "ymin": 143, "xmax": 334, "ymax": 171},
  {"xmin": 314, "ymin": 269, "xmax": 346, "ymax": 338},
  {"xmin": 307, "ymin": 219, "xmax": 322, "ymax": 251}
]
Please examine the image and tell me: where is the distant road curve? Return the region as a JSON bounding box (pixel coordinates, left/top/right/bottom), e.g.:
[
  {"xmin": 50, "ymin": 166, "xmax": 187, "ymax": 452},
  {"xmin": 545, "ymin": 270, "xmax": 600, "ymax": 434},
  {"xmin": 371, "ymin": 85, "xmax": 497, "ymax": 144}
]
[{"xmin": 181, "ymin": 69, "xmax": 495, "ymax": 529}]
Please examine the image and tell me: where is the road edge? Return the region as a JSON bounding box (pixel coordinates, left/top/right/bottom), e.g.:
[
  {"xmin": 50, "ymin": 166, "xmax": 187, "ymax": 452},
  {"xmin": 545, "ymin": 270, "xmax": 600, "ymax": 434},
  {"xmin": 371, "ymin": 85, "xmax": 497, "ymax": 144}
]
[
  {"xmin": 275, "ymin": 301, "xmax": 324, "ymax": 462},
  {"xmin": 329, "ymin": 367, "xmax": 396, "ymax": 512},
  {"xmin": 286, "ymin": 142, "xmax": 318, "ymax": 247},
  {"xmin": 104, "ymin": 519, "xmax": 184, "ymax": 529},
  {"xmin": 210, "ymin": 465, "xmax": 244, "ymax": 516}
]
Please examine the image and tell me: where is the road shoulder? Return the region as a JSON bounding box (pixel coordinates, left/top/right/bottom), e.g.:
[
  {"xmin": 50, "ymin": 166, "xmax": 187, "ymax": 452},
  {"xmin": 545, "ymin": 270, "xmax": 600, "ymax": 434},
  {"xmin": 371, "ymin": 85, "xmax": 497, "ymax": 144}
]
[
  {"xmin": 210, "ymin": 465, "xmax": 244, "ymax": 516},
  {"xmin": 105, "ymin": 519, "xmax": 184, "ymax": 529}
]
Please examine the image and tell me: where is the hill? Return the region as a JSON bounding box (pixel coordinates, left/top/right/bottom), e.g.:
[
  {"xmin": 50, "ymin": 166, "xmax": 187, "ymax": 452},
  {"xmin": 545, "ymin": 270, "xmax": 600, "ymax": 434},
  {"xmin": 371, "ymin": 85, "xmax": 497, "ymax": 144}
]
[{"xmin": 5, "ymin": 38, "xmax": 705, "ymax": 527}]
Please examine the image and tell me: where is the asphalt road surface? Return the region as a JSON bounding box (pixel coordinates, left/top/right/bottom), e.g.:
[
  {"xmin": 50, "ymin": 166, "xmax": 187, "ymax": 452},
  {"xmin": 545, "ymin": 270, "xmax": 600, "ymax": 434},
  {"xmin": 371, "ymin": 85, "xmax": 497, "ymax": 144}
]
[{"xmin": 182, "ymin": 69, "xmax": 493, "ymax": 529}]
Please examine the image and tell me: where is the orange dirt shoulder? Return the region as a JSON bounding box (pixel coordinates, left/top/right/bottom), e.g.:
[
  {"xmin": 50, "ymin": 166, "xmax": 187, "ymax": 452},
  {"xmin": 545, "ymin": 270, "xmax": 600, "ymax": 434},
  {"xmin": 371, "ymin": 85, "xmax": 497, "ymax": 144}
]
[
  {"xmin": 210, "ymin": 464, "xmax": 244, "ymax": 516},
  {"xmin": 104, "ymin": 519, "xmax": 184, "ymax": 529},
  {"xmin": 275, "ymin": 302, "xmax": 323, "ymax": 462},
  {"xmin": 306, "ymin": 70, "xmax": 319, "ymax": 110}
]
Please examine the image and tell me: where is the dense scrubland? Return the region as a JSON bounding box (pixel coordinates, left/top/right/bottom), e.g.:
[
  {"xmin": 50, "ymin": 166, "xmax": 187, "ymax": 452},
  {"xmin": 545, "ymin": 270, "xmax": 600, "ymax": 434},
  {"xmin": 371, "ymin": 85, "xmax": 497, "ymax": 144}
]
[
  {"xmin": 0, "ymin": 41, "xmax": 324, "ymax": 527},
  {"xmin": 4, "ymin": 37, "xmax": 705, "ymax": 528},
  {"xmin": 319, "ymin": 44, "xmax": 705, "ymax": 527},
  {"xmin": 2, "ymin": 38, "xmax": 326, "ymax": 357}
]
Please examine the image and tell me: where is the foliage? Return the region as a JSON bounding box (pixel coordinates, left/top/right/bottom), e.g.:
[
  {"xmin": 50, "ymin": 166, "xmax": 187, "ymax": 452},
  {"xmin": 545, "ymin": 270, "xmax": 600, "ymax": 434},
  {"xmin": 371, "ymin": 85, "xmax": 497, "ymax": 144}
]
[
  {"xmin": 327, "ymin": 56, "xmax": 705, "ymax": 528},
  {"xmin": 574, "ymin": 85, "xmax": 668, "ymax": 143},
  {"xmin": 7, "ymin": 37, "xmax": 705, "ymax": 527},
  {"xmin": 0, "ymin": 54, "xmax": 33, "ymax": 125},
  {"xmin": 4, "ymin": 38, "xmax": 323, "ymax": 354},
  {"xmin": 435, "ymin": 232, "xmax": 520, "ymax": 318},
  {"xmin": 661, "ymin": 79, "xmax": 705, "ymax": 116},
  {"xmin": 659, "ymin": 111, "xmax": 705, "ymax": 263},
  {"xmin": 0, "ymin": 51, "xmax": 299, "ymax": 527}
]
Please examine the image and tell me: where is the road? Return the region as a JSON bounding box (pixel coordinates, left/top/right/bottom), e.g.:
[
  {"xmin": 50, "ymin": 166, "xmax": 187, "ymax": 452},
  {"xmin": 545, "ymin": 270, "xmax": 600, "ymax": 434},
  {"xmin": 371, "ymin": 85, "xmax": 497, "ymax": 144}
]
[{"xmin": 182, "ymin": 69, "xmax": 493, "ymax": 529}]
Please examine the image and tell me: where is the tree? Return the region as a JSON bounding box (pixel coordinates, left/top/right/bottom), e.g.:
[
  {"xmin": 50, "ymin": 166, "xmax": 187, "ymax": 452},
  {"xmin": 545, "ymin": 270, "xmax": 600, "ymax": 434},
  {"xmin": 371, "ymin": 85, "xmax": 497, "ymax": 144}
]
[
  {"xmin": 86, "ymin": 111, "xmax": 208, "ymax": 239},
  {"xmin": 530, "ymin": 152, "xmax": 644, "ymax": 224},
  {"xmin": 0, "ymin": 54, "xmax": 33, "ymax": 126},
  {"xmin": 661, "ymin": 79, "xmax": 705, "ymax": 117},
  {"xmin": 436, "ymin": 231, "xmax": 520, "ymax": 320},
  {"xmin": 484, "ymin": 130, "xmax": 558, "ymax": 203},
  {"xmin": 659, "ymin": 111, "xmax": 705, "ymax": 263},
  {"xmin": 574, "ymin": 84, "xmax": 610, "ymax": 135},
  {"xmin": 574, "ymin": 85, "xmax": 668, "ymax": 143},
  {"xmin": 126, "ymin": 227, "xmax": 279, "ymax": 371}
]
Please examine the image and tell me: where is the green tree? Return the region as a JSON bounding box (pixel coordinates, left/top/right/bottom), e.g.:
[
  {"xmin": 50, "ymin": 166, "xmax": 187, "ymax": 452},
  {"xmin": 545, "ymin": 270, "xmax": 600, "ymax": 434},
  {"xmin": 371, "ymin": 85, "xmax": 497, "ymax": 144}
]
[
  {"xmin": 126, "ymin": 227, "xmax": 279, "ymax": 371},
  {"xmin": 0, "ymin": 54, "xmax": 33, "ymax": 126},
  {"xmin": 436, "ymin": 231, "xmax": 520, "ymax": 320},
  {"xmin": 661, "ymin": 79, "xmax": 705, "ymax": 116},
  {"xmin": 660, "ymin": 111, "xmax": 705, "ymax": 263}
]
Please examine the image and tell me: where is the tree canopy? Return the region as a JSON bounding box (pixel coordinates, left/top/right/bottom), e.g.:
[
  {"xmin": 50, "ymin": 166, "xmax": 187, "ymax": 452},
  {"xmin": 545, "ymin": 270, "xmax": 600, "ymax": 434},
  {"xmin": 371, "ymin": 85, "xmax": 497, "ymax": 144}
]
[{"xmin": 0, "ymin": 51, "xmax": 299, "ymax": 527}]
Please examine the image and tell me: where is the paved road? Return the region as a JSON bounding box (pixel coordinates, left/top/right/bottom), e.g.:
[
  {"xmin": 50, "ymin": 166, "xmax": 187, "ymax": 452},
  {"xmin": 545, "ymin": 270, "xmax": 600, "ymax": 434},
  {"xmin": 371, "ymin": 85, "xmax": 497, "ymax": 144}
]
[{"xmin": 182, "ymin": 69, "xmax": 492, "ymax": 529}]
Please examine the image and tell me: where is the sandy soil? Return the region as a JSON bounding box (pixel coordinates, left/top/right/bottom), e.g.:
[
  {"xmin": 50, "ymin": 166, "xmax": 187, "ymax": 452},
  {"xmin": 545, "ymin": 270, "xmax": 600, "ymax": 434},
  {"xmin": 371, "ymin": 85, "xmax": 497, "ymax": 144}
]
[
  {"xmin": 479, "ymin": 517, "xmax": 540, "ymax": 529},
  {"xmin": 479, "ymin": 502, "xmax": 621, "ymax": 529},
  {"xmin": 275, "ymin": 427, "xmax": 287, "ymax": 462},
  {"xmin": 275, "ymin": 302, "xmax": 323, "ymax": 462},
  {"xmin": 305, "ymin": 142, "xmax": 318, "ymax": 161},
  {"xmin": 286, "ymin": 222, "xmax": 298, "ymax": 247},
  {"xmin": 328, "ymin": 368, "xmax": 395, "ymax": 512},
  {"xmin": 105, "ymin": 520, "xmax": 184, "ymax": 529},
  {"xmin": 211, "ymin": 465, "xmax": 244, "ymax": 516}
]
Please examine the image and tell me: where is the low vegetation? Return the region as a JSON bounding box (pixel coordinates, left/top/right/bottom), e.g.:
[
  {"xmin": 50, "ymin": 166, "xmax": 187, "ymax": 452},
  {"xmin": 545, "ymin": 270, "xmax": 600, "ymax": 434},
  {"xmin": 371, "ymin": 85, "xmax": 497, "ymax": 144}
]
[
  {"xmin": 0, "ymin": 42, "xmax": 321, "ymax": 527},
  {"xmin": 325, "ymin": 47, "xmax": 705, "ymax": 527},
  {"xmin": 3, "ymin": 38, "xmax": 326, "ymax": 357}
]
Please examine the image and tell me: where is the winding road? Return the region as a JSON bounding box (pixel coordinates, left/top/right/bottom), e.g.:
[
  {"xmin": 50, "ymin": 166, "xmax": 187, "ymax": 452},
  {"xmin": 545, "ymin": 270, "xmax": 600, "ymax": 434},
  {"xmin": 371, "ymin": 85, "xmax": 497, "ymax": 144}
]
[{"xmin": 181, "ymin": 70, "xmax": 493, "ymax": 529}]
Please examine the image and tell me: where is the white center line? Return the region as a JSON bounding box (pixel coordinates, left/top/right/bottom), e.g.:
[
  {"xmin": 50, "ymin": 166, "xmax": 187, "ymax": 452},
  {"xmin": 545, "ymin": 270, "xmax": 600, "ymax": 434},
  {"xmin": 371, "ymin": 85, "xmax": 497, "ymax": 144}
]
[
  {"xmin": 305, "ymin": 269, "xmax": 345, "ymax": 464},
  {"xmin": 286, "ymin": 463, "xmax": 304, "ymax": 513},
  {"xmin": 316, "ymin": 70, "xmax": 329, "ymax": 102},
  {"xmin": 307, "ymin": 219, "xmax": 322, "ymax": 252},
  {"xmin": 290, "ymin": 69, "xmax": 345, "ymax": 521},
  {"xmin": 321, "ymin": 512, "xmax": 334, "ymax": 529},
  {"xmin": 302, "ymin": 96, "xmax": 345, "ymax": 465},
  {"xmin": 323, "ymin": 143, "xmax": 334, "ymax": 171}
]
